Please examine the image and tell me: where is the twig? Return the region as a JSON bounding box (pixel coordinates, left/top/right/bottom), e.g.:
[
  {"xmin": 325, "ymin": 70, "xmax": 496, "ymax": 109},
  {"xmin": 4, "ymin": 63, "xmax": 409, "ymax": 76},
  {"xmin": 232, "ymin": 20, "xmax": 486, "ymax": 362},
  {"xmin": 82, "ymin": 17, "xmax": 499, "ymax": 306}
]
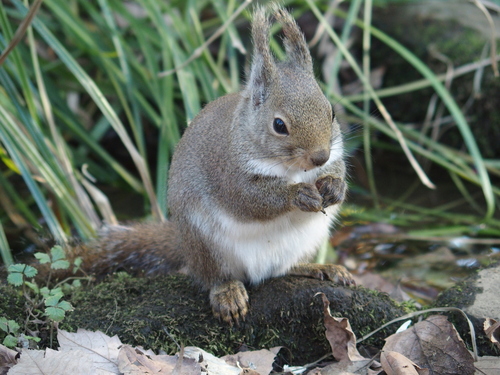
[
  {"xmin": 158, "ymin": 0, "xmax": 252, "ymax": 77},
  {"xmin": 0, "ymin": 0, "xmax": 43, "ymax": 66}
]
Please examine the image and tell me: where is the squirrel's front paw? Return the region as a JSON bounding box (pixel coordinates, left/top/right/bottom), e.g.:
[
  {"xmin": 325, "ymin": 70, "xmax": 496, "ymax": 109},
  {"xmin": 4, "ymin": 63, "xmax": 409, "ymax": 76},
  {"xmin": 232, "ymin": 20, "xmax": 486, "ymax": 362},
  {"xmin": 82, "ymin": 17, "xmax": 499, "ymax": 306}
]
[
  {"xmin": 290, "ymin": 263, "xmax": 355, "ymax": 286},
  {"xmin": 292, "ymin": 183, "xmax": 323, "ymax": 212},
  {"xmin": 209, "ymin": 280, "xmax": 249, "ymax": 326},
  {"xmin": 315, "ymin": 175, "xmax": 346, "ymax": 209}
]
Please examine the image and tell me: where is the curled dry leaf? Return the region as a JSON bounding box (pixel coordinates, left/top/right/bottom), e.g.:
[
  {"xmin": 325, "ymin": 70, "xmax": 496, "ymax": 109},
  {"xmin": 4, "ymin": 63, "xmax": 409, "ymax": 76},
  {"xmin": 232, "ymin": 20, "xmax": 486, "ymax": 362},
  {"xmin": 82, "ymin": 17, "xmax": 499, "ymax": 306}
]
[
  {"xmin": 380, "ymin": 351, "xmax": 429, "ymax": 375},
  {"xmin": 383, "ymin": 315, "xmax": 475, "ymax": 375},
  {"xmin": 317, "ymin": 292, "xmax": 366, "ymax": 362},
  {"xmin": 484, "ymin": 318, "xmax": 500, "ymax": 350},
  {"xmin": 0, "ymin": 344, "xmax": 19, "ymax": 375}
]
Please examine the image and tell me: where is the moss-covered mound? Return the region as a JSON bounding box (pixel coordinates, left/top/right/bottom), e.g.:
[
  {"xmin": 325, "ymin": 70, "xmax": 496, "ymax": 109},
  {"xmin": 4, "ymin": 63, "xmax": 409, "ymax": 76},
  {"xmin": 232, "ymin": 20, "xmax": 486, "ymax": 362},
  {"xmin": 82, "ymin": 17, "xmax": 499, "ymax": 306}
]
[{"xmin": 59, "ymin": 273, "xmax": 407, "ymax": 364}]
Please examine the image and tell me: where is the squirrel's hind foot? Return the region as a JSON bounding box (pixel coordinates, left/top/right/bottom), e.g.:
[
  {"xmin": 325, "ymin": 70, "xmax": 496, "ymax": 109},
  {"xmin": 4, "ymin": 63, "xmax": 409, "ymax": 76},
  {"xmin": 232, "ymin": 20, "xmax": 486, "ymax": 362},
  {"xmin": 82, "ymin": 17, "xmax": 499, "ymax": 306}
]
[
  {"xmin": 209, "ymin": 280, "xmax": 249, "ymax": 326},
  {"xmin": 289, "ymin": 263, "xmax": 355, "ymax": 286}
]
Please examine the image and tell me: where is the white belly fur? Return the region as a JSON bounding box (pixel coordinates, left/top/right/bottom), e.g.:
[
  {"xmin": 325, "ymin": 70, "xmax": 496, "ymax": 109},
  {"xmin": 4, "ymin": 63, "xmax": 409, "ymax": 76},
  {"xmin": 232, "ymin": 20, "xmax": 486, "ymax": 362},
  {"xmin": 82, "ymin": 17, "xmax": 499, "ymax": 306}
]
[{"xmin": 192, "ymin": 203, "xmax": 340, "ymax": 284}]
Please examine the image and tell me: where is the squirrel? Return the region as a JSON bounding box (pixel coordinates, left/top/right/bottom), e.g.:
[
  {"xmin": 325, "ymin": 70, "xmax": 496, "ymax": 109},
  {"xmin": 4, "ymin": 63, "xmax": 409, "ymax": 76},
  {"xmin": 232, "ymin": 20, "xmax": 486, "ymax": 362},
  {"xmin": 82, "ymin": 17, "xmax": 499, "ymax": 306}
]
[{"xmin": 69, "ymin": 4, "xmax": 354, "ymax": 325}]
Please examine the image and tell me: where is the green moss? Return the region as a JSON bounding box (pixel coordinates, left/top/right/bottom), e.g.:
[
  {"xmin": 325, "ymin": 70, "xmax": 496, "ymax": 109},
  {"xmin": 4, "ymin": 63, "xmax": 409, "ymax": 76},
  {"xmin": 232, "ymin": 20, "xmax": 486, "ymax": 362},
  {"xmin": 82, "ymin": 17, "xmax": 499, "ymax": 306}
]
[{"xmin": 59, "ymin": 274, "xmax": 408, "ymax": 364}]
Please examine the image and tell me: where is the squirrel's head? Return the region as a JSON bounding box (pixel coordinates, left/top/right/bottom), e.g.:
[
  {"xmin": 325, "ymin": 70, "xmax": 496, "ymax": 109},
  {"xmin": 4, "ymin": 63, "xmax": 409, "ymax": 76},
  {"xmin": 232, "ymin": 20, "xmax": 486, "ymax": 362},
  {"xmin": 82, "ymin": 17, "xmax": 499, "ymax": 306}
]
[{"xmin": 240, "ymin": 5, "xmax": 341, "ymax": 178}]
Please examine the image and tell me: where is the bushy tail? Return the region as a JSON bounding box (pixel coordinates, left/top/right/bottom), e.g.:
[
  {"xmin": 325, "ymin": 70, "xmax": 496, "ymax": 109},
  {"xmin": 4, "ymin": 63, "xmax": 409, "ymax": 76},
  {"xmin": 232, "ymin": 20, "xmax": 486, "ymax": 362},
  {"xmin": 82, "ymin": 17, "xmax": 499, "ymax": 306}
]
[{"xmin": 61, "ymin": 221, "xmax": 184, "ymax": 279}]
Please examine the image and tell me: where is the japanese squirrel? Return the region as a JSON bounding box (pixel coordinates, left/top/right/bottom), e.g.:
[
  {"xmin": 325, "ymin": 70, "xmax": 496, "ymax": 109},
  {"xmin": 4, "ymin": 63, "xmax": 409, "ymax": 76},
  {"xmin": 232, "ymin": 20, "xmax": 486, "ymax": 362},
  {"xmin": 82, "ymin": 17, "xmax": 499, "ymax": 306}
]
[{"xmin": 79, "ymin": 5, "xmax": 353, "ymax": 325}]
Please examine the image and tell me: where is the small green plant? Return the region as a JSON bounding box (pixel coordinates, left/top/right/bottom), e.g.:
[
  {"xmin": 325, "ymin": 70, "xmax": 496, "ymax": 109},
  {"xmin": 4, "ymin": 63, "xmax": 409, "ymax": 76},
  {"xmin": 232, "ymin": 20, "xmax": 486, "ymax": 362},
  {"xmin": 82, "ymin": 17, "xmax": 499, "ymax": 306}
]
[
  {"xmin": 0, "ymin": 317, "xmax": 40, "ymax": 348},
  {"xmin": 5, "ymin": 245, "xmax": 89, "ymax": 347}
]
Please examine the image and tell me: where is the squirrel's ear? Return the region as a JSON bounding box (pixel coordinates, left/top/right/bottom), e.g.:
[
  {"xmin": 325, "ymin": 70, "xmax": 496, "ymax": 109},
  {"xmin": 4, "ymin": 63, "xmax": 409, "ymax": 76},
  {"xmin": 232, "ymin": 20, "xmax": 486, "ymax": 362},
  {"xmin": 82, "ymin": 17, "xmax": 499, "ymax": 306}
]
[
  {"xmin": 247, "ymin": 6, "xmax": 275, "ymax": 108},
  {"xmin": 273, "ymin": 5, "xmax": 313, "ymax": 74}
]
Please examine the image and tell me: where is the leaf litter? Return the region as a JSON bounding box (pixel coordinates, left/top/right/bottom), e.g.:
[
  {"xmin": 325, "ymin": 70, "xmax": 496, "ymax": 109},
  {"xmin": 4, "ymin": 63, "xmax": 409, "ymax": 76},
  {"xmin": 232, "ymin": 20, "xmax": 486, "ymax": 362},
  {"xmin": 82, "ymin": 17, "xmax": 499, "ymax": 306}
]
[{"xmin": 1, "ymin": 295, "xmax": 499, "ymax": 374}]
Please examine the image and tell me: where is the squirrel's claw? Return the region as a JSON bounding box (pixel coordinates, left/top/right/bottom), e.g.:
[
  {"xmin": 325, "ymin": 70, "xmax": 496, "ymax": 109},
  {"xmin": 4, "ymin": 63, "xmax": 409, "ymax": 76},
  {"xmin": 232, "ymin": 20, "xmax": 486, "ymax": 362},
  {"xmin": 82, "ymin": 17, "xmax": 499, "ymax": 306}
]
[
  {"xmin": 210, "ymin": 280, "xmax": 249, "ymax": 326},
  {"xmin": 315, "ymin": 175, "xmax": 347, "ymax": 209},
  {"xmin": 290, "ymin": 263, "xmax": 355, "ymax": 286},
  {"xmin": 292, "ymin": 183, "xmax": 323, "ymax": 212}
]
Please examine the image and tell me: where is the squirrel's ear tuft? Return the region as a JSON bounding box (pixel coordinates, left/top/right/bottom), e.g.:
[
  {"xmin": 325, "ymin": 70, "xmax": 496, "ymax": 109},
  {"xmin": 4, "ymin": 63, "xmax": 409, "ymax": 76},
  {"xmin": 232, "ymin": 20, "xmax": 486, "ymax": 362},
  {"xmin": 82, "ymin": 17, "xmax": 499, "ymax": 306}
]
[
  {"xmin": 272, "ymin": 5, "xmax": 313, "ymax": 74},
  {"xmin": 248, "ymin": 6, "xmax": 275, "ymax": 108}
]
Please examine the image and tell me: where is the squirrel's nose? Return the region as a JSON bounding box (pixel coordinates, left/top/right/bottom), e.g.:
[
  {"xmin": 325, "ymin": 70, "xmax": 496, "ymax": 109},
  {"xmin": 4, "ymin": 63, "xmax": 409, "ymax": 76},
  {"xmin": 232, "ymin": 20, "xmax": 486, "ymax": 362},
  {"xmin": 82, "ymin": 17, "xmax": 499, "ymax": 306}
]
[{"xmin": 310, "ymin": 149, "xmax": 330, "ymax": 167}]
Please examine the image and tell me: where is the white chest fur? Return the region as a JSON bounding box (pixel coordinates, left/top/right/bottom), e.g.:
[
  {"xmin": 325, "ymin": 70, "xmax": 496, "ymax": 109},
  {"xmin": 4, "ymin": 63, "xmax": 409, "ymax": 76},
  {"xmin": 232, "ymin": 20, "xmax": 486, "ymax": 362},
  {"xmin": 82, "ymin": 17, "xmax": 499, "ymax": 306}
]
[{"xmin": 210, "ymin": 204, "xmax": 340, "ymax": 284}]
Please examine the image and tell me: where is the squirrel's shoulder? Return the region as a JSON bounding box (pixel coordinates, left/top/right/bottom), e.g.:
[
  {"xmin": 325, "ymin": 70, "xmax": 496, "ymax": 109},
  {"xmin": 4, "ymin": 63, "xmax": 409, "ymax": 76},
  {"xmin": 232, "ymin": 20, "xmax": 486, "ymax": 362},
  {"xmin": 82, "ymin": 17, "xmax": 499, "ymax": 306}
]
[{"xmin": 188, "ymin": 92, "xmax": 242, "ymax": 131}]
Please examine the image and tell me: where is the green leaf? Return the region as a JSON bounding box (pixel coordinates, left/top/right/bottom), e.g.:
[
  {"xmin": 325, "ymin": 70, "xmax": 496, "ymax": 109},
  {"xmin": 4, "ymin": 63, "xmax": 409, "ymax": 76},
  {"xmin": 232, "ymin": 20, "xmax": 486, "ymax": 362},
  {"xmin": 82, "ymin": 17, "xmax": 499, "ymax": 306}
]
[
  {"xmin": 0, "ymin": 318, "xmax": 20, "ymax": 334},
  {"xmin": 3, "ymin": 335, "xmax": 18, "ymax": 348},
  {"xmin": 50, "ymin": 287, "xmax": 63, "ymax": 296},
  {"xmin": 34, "ymin": 252, "xmax": 51, "ymax": 264},
  {"xmin": 7, "ymin": 263, "xmax": 25, "ymax": 273},
  {"xmin": 24, "ymin": 281, "xmax": 40, "ymax": 294},
  {"xmin": 8, "ymin": 263, "xmax": 38, "ymax": 279},
  {"xmin": 6, "ymin": 272, "xmax": 23, "ymax": 286},
  {"xmin": 72, "ymin": 279, "xmax": 81, "ymax": 288},
  {"xmin": 44, "ymin": 306, "xmax": 66, "ymax": 322},
  {"xmin": 22, "ymin": 265, "xmax": 37, "ymax": 278},
  {"xmin": 57, "ymin": 300, "xmax": 73, "ymax": 312},
  {"xmin": 50, "ymin": 245, "xmax": 66, "ymax": 262},
  {"xmin": 72, "ymin": 257, "xmax": 83, "ymax": 274},
  {"xmin": 44, "ymin": 294, "xmax": 62, "ymax": 307},
  {"xmin": 40, "ymin": 287, "xmax": 50, "ymax": 298},
  {"xmin": 0, "ymin": 317, "xmax": 7, "ymax": 332},
  {"xmin": 50, "ymin": 260, "xmax": 70, "ymax": 270}
]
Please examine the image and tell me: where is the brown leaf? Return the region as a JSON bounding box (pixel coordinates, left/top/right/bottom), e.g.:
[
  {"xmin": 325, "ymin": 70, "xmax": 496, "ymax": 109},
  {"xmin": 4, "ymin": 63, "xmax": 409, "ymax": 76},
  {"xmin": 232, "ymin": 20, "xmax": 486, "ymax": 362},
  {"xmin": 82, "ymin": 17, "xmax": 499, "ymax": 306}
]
[
  {"xmin": 0, "ymin": 344, "xmax": 19, "ymax": 375},
  {"xmin": 380, "ymin": 351, "xmax": 429, "ymax": 375},
  {"xmin": 222, "ymin": 347, "xmax": 280, "ymax": 375},
  {"xmin": 184, "ymin": 346, "xmax": 240, "ymax": 375},
  {"xmin": 484, "ymin": 318, "xmax": 500, "ymax": 350},
  {"xmin": 312, "ymin": 359, "xmax": 374, "ymax": 374},
  {"xmin": 474, "ymin": 355, "xmax": 500, "ymax": 375},
  {"xmin": 318, "ymin": 293, "xmax": 366, "ymax": 362},
  {"xmin": 383, "ymin": 315, "xmax": 474, "ymax": 375},
  {"xmin": 117, "ymin": 345, "xmax": 200, "ymax": 374}
]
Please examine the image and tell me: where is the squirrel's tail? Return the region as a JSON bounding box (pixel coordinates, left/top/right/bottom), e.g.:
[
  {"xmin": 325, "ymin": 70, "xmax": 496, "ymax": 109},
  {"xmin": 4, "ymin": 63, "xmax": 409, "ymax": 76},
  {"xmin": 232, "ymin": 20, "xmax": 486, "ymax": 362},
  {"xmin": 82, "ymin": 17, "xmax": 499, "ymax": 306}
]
[{"xmin": 69, "ymin": 221, "xmax": 184, "ymax": 279}]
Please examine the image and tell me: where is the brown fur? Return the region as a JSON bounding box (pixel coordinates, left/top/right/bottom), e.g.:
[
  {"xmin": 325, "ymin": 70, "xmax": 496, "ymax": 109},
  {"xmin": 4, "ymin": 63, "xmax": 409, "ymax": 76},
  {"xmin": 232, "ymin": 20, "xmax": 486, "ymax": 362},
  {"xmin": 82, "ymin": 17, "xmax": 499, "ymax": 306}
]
[{"xmin": 54, "ymin": 5, "xmax": 353, "ymax": 325}]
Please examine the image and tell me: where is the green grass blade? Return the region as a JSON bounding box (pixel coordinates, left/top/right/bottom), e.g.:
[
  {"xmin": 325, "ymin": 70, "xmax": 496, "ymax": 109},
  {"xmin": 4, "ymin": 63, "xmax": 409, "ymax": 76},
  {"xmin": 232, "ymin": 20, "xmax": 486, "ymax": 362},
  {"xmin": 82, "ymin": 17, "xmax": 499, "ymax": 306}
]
[
  {"xmin": 11, "ymin": 0, "xmax": 163, "ymax": 220},
  {"xmin": 0, "ymin": 221, "xmax": 13, "ymax": 266},
  {"xmin": 0, "ymin": 109, "xmax": 67, "ymax": 243}
]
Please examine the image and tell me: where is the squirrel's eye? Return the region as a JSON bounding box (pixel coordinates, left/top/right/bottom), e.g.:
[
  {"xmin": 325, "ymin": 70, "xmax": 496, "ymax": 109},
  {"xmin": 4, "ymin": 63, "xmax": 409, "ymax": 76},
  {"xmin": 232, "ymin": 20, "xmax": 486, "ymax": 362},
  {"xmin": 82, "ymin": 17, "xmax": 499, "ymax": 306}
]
[
  {"xmin": 330, "ymin": 103, "xmax": 335, "ymax": 121},
  {"xmin": 273, "ymin": 118, "xmax": 289, "ymax": 135}
]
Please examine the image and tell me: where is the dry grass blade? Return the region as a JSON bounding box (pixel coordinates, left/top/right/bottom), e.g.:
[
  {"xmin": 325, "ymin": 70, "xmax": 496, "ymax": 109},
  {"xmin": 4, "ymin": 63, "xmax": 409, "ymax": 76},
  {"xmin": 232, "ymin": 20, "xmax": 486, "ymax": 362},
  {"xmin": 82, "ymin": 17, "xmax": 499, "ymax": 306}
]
[
  {"xmin": 472, "ymin": 0, "xmax": 499, "ymax": 76},
  {"xmin": 0, "ymin": 0, "xmax": 42, "ymax": 66}
]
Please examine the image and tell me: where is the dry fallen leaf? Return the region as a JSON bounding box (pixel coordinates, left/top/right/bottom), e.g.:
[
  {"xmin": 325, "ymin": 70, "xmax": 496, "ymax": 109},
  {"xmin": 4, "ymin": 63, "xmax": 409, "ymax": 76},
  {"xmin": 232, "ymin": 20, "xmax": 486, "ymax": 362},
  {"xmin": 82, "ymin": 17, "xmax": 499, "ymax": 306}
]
[
  {"xmin": 474, "ymin": 355, "xmax": 500, "ymax": 375},
  {"xmin": 0, "ymin": 344, "xmax": 18, "ymax": 375},
  {"xmin": 380, "ymin": 351, "xmax": 429, "ymax": 375},
  {"xmin": 184, "ymin": 346, "xmax": 240, "ymax": 375},
  {"xmin": 118, "ymin": 345, "xmax": 200, "ymax": 375},
  {"xmin": 222, "ymin": 347, "xmax": 280, "ymax": 375},
  {"xmin": 310, "ymin": 358, "xmax": 374, "ymax": 375},
  {"xmin": 484, "ymin": 318, "xmax": 500, "ymax": 350},
  {"xmin": 58, "ymin": 328, "xmax": 121, "ymax": 372},
  {"xmin": 383, "ymin": 315, "xmax": 475, "ymax": 375},
  {"xmin": 318, "ymin": 292, "xmax": 366, "ymax": 362},
  {"xmin": 8, "ymin": 348, "xmax": 101, "ymax": 375}
]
